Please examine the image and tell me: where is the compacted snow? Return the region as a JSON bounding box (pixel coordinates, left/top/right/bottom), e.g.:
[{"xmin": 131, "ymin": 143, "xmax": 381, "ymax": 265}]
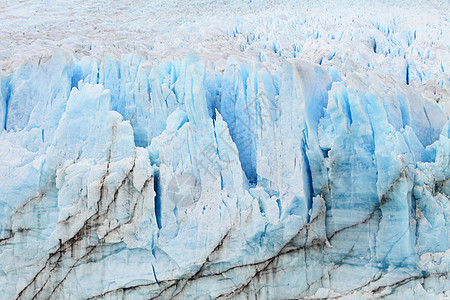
[{"xmin": 0, "ymin": 0, "xmax": 449, "ymax": 299}]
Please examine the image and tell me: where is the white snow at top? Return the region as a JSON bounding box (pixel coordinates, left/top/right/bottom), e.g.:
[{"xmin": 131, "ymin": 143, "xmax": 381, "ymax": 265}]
[{"xmin": 0, "ymin": 0, "xmax": 448, "ymax": 102}]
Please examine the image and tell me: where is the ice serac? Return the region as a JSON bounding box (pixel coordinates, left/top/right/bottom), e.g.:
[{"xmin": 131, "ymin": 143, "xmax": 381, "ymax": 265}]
[{"xmin": 0, "ymin": 53, "xmax": 448, "ymax": 299}]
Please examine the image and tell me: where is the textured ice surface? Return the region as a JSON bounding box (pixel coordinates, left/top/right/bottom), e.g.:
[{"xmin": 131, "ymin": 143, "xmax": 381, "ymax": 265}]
[{"xmin": 0, "ymin": 0, "xmax": 449, "ymax": 299}]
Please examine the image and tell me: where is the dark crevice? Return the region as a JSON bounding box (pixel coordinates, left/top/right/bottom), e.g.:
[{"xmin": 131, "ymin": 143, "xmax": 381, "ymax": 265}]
[
  {"xmin": 152, "ymin": 264, "xmax": 159, "ymax": 284},
  {"xmin": 3, "ymin": 78, "xmax": 11, "ymax": 130},
  {"xmin": 0, "ymin": 230, "xmax": 15, "ymax": 245},
  {"xmin": 232, "ymin": 114, "xmax": 258, "ymax": 187},
  {"xmin": 301, "ymin": 137, "xmax": 314, "ymax": 222},
  {"xmin": 406, "ymin": 64, "xmax": 410, "ymax": 85},
  {"xmin": 371, "ymin": 272, "xmax": 447, "ymax": 296},
  {"xmin": 276, "ymin": 199, "xmax": 282, "ymax": 219},
  {"xmin": 434, "ymin": 178, "xmax": 448, "ymax": 195},
  {"xmin": 153, "ymin": 169, "xmax": 162, "ymax": 230},
  {"xmin": 71, "ymin": 67, "xmax": 82, "ymax": 91},
  {"xmin": 96, "ymin": 66, "xmax": 100, "ymax": 84},
  {"xmin": 14, "ymin": 189, "xmax": 50, "ymax": 217}
]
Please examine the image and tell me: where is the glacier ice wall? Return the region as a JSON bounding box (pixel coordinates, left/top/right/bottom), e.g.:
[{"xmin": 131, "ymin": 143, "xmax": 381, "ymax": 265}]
[{"xmin": 0, "ymin": 52, "xmax": 448, "ymax": 299}]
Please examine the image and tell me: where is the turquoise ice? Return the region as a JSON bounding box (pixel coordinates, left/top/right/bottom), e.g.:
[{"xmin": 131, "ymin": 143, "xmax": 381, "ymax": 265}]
[{"xmin": 0, "ymin": 51, "xmax": 448, "ymax": 299}]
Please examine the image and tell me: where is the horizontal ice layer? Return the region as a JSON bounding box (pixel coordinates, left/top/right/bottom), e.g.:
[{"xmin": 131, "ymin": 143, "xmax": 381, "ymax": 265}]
[
  {"xmin": 1, "ymin": 1, "xmax": 449, "ymax": 104},
  {"xmin": 0, "ymin": 52, "xmax": 448, "ymax": 299}
]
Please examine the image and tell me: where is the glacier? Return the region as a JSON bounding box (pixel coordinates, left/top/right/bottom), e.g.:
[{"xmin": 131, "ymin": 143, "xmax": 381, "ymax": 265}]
[
  {"xmin": 0, "ymin": 51, "xmax": 448, "ymax": 299},
  {"xmin": 0, "ymin": 0, "xmax": 449, "ymax": 299}
]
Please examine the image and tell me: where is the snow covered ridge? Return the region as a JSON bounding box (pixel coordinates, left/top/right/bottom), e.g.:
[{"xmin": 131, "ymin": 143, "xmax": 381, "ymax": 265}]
[
  {"xmin": 0, "ymin": 0, "xmax": 449, "ymax": 101},
  {"xmin": 0, "ymin": 50, "xmax": 448, "ymax": 299}
]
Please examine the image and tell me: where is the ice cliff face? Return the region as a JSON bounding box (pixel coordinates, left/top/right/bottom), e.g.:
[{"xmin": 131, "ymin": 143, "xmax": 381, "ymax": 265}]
[
  {"xmin": 0, "ymin": 51, "xmax": 448, "ymax": 299},
  {"xmin": 0, "ymin": 0, "xmax": 449, "ymax": 298}
]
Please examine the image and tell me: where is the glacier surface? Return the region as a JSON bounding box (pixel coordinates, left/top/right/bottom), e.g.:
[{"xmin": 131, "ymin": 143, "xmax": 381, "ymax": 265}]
[{"xmin": 0, "ymin": 0, "xmax": 449, "ymax": 299}]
